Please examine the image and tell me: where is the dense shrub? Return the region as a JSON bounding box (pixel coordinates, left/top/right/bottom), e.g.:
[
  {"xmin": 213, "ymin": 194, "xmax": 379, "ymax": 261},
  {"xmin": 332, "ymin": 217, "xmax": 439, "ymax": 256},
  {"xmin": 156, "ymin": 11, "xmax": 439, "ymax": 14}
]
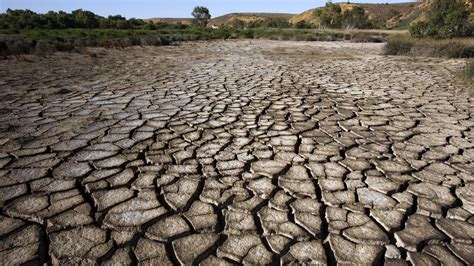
[
  {"xmin": 384, "ymin": 35, "xmax": 413, "ymax": 55},
  {"xmin": 139, "ymin": 35, "xmax": 162, "ymax": 46},
  {"xmin": 385, "ymin": 34, "xmax": 474, "ymax": 58},
  {"xmin": 229, "ymin": 18, "xmax": 291, "ymax": 29},
  {"xmin": 408, "ymin": 21, "xmax": 428, "ymax": 37},
  {"xmin": 316, "ymin": 3, "xmax": 343, "ymax": 28},
  {"xmin": 0, "ymin": 9, "xmax": 186, "ymax": 30},
  {"xmin": 294, "ymin": 20, "xmax": 311, "ymax": 29},
  {"xmin": 0, "ymin": 27, "xmax": 391, "ymax": 58},
  {"xmin": 409, "ymin": 0, "xmax": 473, "ymax": 38},
  {"xmin": 342, "ymin": 6, "xmax": 374, "ymax": 29},
  {"xmin": 314, "ymin": 3, "xmax": 378, "ymax": 29},
  {"xmin": 34, "ymin": 39, "xmax": 55, "ymax": 55},
  {"xmin": 435, "ymin": 42, "xmax": 474, "ymax": 58}
]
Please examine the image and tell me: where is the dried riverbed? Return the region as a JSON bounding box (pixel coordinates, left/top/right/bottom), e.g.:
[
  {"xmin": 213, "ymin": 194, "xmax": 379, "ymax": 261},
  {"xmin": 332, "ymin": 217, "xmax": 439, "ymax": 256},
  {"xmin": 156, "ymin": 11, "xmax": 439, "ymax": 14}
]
[{"xmin": 0, "ymin": 40, "xmax": 473, "ymax": 265}]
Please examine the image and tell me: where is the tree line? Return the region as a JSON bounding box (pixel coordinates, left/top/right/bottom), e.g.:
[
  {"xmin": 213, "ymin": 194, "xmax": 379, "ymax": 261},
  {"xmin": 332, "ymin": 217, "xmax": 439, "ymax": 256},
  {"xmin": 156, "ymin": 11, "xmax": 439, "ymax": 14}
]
[{"xmin": 0, "ymin": 9, "xmax": 179, "ymax": 30}]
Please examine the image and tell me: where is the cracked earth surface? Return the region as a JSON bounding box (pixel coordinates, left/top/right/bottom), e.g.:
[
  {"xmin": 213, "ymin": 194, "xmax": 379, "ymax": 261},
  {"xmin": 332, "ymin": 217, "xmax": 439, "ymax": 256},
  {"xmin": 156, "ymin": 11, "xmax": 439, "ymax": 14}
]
[{"xmin": 0, "ymin": 40, "xmax": 473, "ymax": 265}]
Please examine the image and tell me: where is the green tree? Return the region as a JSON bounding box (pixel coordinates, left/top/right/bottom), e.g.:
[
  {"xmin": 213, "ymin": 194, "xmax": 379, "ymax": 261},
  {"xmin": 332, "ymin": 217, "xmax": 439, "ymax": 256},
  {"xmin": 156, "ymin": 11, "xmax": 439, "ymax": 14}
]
[
  {"xmin": 72, "ymin": 9, "xmax": 99, "ymax": 28},
  {"xmin": 56, "ymin": 11, "xmax": 74, "ymax": 28},
  {"xmin": 316, "ymin": 4, "xmax": 375, "ymax": 29},
  {"xmin": 342, "ymin": 6, "xmax": 372, "ymax": 29},
  {"xmin": 316, "ymin": 3, "xmax": 343, "ymax": 28},
  {"xmin": 192, "ymin": 6, "xmax": 211, "ymax": 28}
]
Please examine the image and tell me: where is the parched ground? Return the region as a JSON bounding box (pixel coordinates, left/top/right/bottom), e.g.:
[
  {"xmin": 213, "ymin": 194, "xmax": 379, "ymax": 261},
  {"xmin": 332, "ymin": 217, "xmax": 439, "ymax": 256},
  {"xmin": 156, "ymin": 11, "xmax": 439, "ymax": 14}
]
[{"xmin": 0, "ymin": 40, "xmax": 473, "ymax": 265}]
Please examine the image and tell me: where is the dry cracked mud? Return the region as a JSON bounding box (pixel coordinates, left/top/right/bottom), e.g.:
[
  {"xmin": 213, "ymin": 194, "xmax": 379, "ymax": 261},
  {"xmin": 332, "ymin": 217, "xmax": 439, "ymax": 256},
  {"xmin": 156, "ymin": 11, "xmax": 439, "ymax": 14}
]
[{"xmin": 0, "ymin": 40, "xmax": 473, "ymax": 265}]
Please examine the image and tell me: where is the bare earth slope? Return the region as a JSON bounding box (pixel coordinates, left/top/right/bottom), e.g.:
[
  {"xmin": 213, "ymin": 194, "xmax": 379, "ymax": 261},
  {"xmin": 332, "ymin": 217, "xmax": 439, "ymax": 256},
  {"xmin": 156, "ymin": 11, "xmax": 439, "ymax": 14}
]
[{"xmin": 0, "ymin": 40, "xmax": 473, "ymax": 265}]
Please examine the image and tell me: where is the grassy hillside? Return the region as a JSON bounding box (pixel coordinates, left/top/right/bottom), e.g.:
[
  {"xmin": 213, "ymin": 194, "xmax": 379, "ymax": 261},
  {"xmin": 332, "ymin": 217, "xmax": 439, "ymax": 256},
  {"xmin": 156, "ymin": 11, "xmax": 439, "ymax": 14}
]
[
  {"xmin": 290, "ymin": 2, "xmax": 422, "ymax": 29},
  {"xmin": 145, "ymin": 1, "xmax": 472, "ymax": 30},
  {"xmin": 144, "ymin": 18, "xmax": 193, "ymax": 25},
  {"xmin": 386, "ymin": 1, "xmax": 430, "ymax": 29},
  {"xmin": 146, "ymin": 13, "xmax": 295, "ymax": 27},
  {"xmin": 211, "ymin": 13, "xmax": 295, "ymax": 26}
]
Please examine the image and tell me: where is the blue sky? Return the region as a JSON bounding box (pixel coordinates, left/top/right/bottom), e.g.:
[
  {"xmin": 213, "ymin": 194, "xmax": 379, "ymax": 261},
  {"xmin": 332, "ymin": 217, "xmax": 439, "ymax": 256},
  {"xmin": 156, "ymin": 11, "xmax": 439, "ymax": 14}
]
[{"xmin": 1, "ymin": 0, "xmax": 414, "ymax": 19}]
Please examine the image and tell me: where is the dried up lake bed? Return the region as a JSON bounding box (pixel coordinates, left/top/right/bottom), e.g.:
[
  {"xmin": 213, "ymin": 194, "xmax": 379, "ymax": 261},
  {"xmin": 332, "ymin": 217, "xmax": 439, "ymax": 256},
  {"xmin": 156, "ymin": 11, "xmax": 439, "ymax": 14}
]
[{"xmin": 0, "ymin": 40, "xmax": 473, "ymax": 265}]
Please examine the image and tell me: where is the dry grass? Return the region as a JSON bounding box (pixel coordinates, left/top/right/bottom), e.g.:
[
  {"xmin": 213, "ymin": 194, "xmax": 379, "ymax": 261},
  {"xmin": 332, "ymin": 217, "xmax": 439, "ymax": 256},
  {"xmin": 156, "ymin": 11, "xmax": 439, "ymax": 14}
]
[
  {"xmin": 459, "ymin": 60, "xmax": 474, "ymax": 96},
  {"xmin": 212, "ymin": 13, "xmax": 295, "ymax": 25},
  {"xmin": 385, "ymin": 35, "xmax": 474, "ymax": 58}
]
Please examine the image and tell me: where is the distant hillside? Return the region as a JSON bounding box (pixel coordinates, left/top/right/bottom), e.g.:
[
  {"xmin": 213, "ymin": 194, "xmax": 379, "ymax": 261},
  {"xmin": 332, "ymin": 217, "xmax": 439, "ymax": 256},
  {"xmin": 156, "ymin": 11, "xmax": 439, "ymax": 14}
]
[
  {"xmin": 211, "ymin": 13, "xmax": 295, "ymax": 26},
  {"xmin": 145, "ymin": 13, "xmax": 294, "ymax": 27},
  {"xmin": 290, "ymin": 2, "xmax": 423, "ymax": 29},
  {"xmin": 146, "ymin": 1, "xmax": 472, "ymax": 29},
  {"xmin": 387, "ymin": 1, "xmax": 430, "ymax": 29},
  {"xmin": 145, "ymin": 18, "xmax": 193, "ymax": 25}
]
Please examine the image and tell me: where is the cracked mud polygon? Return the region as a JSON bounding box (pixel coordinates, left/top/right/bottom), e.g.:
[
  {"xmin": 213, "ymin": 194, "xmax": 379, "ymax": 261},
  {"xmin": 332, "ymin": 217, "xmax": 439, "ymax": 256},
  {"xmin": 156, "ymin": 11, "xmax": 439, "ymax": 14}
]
[{"xmin": 0, "ymin": 40, "xmax": 473, "ymax": 265}]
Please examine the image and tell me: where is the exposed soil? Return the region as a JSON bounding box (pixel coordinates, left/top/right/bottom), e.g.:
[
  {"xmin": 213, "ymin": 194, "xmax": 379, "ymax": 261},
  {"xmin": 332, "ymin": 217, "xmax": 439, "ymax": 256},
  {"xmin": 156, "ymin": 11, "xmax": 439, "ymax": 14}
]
[{"xmin": 0, "ymin": 40, "xmax": 472, "ymax": 265}]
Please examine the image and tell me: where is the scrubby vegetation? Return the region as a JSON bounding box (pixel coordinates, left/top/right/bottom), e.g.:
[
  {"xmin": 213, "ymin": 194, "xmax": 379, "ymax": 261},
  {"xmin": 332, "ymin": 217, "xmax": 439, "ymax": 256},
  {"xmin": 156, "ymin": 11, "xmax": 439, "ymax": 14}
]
[
  {"xmin": 384, "ymin": 35, "xmax": 474, "ymax": 58},
  {"xmin": 0, "ymin": 7, "xmax": 399, "ymax": 58},
  {"xmin": 384, "ymin": 34, "xmax": 413, "ymax": 56},
  {"xmin": 0, "ymin": 27, "xmax": 393, "ymax": 58},
  {"xmin": 0, "ymin": 9, "xmax": 155, "ymax": 30},
  {"xmin": 314, "ymin": 3, "xmax": 380, "ymax": 29},
  {"xmin": 0, "ymin": 30, "xmax": 174, "ymax": 58},
  {"xmin": 409, "ymin": 0, "xmax": 473, "ymax": 38},
  {"xmin": 4, "ymin": 3, "xmax": 472, "ymax": 60},
  {"xmin": 228, "ymin": 18, "xmax": 291, "ymax": 29},
  {"xmin": 385, "ymin": 0, "xmax": 473, "ymax": 59}
]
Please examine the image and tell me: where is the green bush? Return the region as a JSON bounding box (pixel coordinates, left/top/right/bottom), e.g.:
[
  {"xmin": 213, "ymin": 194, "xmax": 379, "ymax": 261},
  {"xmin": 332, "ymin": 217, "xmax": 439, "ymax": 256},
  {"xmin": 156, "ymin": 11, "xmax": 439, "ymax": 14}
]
[
  {"xmin": 0, "ymin": 28, "xmax": 392, "ymax": 58},
  {"xmin": 34, "ymin": 39, "xmax": 55, "ymax": 55},
  {"xmin": 315, "ymin": 3, "xmax": 378, "ymax": 29},
  {"xmin": 385, "ymin": 34, "xmax": 474, "ymax": 58},
  {"xmin": 294, "ymin": 20, "xmax": 311, "ymax": 29},
  {"xmin": 435, "ymin": 42, "xmax": 474, "ymax": 58},
  {"xmin": 140, "ymin": 35, "xmax": 162, "ymax": 46},
  {"xmin": 409, "ymin": 21, "xmax": 429, "ymax": 37},
  {"xmin": 241, "ymin": 29, "xmax": 252, "ymax": 39},
  {"xmin": 409, "ymin": 0, "xmax": 472, "ymax": 38},
  {"xmin": 384, "ymin": 35, "xmax": 413, "ymax": 55},
  {"xmin": 7, "ymin": 38, "xmax": 35, "ymax": 56}
]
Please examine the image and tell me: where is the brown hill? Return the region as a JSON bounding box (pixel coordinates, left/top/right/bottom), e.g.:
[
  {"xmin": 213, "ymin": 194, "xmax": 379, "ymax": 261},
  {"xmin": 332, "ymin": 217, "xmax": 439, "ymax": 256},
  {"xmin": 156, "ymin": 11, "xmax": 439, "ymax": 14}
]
[
  {"xmin": 386, "ymin": 1, "xmax": 431, "ymax": 28},
  {"xmin": 146, "ymin": 13, "xmax": 294, "ymax": 26},
  {"xmin": 145, "ymin": 18, "xmax": 193, "ymax": 25},
  {"xmin": 289, "ymin": 2, "xmax": 423, "ymax": 29},
  {"xmin": 146, "ymin": 1, "xmax": 471, "ymax": 29},
  {"xmin": 211, "ymin": 13, "xmax": 295, "ymax": 26},
  {"xmin": 146, "ymin": 13, "xmax": 294, "ymax": 27}
]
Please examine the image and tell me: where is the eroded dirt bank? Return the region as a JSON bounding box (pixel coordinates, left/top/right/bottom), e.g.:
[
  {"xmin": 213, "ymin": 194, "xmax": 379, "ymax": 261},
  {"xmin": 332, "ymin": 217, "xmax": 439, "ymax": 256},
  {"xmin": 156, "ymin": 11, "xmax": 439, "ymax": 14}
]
[{"xmin": 0, "ymin": 40, "xmax": 473, "ymax": 265}]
